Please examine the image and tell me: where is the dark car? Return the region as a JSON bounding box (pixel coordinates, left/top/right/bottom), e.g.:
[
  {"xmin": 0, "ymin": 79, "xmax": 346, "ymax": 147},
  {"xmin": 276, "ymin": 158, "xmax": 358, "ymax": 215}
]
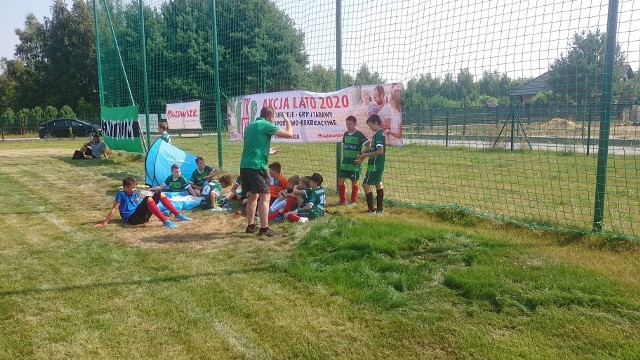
[{"xmin": 38, "ymin": 119, "xmax": 101, "ymax": 139}]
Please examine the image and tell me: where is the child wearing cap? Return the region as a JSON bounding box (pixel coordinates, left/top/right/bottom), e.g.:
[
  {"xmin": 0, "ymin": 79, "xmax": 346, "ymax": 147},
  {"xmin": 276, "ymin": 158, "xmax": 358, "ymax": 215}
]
[{"xmin": 285, "ymin": 173, "xmax": 325, "ymax": 223}]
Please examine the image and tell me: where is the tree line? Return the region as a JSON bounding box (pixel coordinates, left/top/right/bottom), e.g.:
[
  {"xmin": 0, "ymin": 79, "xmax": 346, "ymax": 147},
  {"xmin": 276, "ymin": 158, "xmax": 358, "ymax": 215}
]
[{"xmin": 0, "ymin": 0, "xmax": 637, "ymax": 134}]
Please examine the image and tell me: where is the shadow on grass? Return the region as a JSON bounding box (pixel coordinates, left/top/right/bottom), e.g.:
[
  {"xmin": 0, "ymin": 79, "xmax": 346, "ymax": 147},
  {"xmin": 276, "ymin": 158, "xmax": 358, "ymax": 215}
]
[
  {"xmin": 0, "ymin": 210, "xmax": 54, "ymax": 215},
  {"xmin": 0, "ymin": 266, "xmax": 268, "ymax": 298},
  {"xmin": 139, "ymin": 231, "xmax": 237, "ymax": 244},
  {"xmin": 101, "ymin": 171, "xmax": 138, "ymax": 183},
  {"xmin": 55, "ymin": 156, "xmax": 140, "ymax": 188},
  {"xmin": 56, "ymin": 156, "xmax": 107, "ymax": 167}
]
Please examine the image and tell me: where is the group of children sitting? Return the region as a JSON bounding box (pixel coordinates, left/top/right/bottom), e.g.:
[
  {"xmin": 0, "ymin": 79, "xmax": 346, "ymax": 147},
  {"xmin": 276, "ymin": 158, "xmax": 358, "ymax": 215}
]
[
  {"xmin": 97, "ymin": 112, "xmax": 390, "ymax": 229},
  {"xmin": 178, "ymin": 158, "xmax": 327, "ymax": 223},
  {"xmin": 265, "ymin": 163, "xmax": 326, "ymax": 223}
]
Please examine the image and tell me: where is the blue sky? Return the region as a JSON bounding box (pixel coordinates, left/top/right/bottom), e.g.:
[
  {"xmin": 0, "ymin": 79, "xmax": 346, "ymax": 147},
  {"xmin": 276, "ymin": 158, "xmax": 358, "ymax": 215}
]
[
  {"xmin": 2, "ymin": 0, "xmax": 639, "ymax": 83},
  {"xmin": 1, "ymin": 1, "xmax": 51, "ymax": 59}
]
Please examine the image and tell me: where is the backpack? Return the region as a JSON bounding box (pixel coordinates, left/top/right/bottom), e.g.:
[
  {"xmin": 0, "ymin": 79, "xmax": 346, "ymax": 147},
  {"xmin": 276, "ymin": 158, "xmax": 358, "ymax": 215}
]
[{"xmin": 72, "ymin": 150, "xmax": 86, "ymax": 160}]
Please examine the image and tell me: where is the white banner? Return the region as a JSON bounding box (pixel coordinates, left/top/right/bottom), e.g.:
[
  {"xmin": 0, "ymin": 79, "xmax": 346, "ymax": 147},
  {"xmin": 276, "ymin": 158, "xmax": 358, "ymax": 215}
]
[
  {"xmin": 166, "ymin": 100, "xmax": 202, "ymax": 130},
  {"xmin": 227, "ymin": 84, "xmax": 403, "ymax": 146}
]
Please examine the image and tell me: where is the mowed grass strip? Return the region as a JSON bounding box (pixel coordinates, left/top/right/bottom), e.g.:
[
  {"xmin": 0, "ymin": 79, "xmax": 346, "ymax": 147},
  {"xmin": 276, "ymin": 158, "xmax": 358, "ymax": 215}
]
[{"xmin": 0, "ymin": 140, "xmax": 639, "ymax": 359}]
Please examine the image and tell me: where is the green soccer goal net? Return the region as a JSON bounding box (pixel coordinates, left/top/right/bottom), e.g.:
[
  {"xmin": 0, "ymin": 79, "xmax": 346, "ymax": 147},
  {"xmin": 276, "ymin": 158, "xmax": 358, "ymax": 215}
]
[{"xmin": 93, "ymin": 0, "xmax": 640, "ymax": 238}]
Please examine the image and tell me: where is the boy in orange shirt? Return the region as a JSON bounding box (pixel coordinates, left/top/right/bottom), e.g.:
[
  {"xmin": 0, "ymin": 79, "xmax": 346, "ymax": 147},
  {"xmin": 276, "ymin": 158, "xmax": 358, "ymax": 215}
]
[{"xmin": 268, "ymin": 162, "xmax": 288, "ymax": 205}]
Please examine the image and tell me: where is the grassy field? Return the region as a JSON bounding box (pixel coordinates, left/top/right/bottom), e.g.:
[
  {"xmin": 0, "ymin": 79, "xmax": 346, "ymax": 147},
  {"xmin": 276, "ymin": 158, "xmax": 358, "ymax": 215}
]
[
  {"xmin": 159, "ymin": 135, "xmax": 640, "ymax": 237},
  {"xmin": 0, "ymin": 139, "xmax": 639, "ymax": 359}
]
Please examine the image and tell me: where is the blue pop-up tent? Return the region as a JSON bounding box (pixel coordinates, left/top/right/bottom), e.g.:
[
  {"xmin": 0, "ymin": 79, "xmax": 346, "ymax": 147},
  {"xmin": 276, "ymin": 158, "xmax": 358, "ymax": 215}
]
[{"xmin": 145, "ymin": 138, "xmax": 198, "ymax": 187}]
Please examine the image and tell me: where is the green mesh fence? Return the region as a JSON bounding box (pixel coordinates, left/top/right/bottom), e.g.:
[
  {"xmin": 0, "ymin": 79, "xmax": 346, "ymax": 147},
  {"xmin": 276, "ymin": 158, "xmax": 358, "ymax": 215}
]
[{"xmin": 94, "ymin": 0, "xmax": 640, "ymax": 237}]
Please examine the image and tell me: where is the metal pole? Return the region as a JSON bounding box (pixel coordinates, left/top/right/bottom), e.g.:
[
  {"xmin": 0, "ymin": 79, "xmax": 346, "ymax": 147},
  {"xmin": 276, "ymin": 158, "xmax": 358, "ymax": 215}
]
[
  {"xmin": 211, "ymin": 0, "xmax": 224, "ymax": 170},
  {"xmin": 335, "ymin": 0, "xmax": 342, "ymax": 90},
  {"xmin": 445, "ymin": 110, "xmax": 449, "ymax": 147},
  {"xmin": 510, "ymin": 109, "xmax": 515, "ymax": 151},
  {"xmin": 335, "ymin": 0, "xmax": 342, "ymax": 191},
  {"xmin": 462, "ymin": 104, "xmax": 466, "ymax": 136},
  {"xmin": 587, "ymin": 106, "xmax": 592, "ymax": 156},
  {"xmin": 593, "ymin": 0, "xmax": 619, "ymax": 231},
  {"xmin": 139, "ymin": 0, "xmax": 151, "ymax": 149},
  {"xmin": 92, "ymin": 0, "xmax": 105, "ymax": 106}
]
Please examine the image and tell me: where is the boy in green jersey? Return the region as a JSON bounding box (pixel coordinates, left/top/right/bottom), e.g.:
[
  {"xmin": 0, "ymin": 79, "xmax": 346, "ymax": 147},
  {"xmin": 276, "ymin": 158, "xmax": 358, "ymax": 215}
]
[
  {"xmin": 158, "ymin": 121, "xmax": 171, "ymax": 143},
  {"xmin": 190, "ymin": 156, "xmax": 220, "ymax": 196},
  {"xmin": 356, "ymin": 114, "xmax": 385, "ymax": 214},
  {"xmin": 200, "ymin": 174, "xmax": 232, "ymax": 212},
  {"xmin": 286, "ymin": 173, "xmax": 325, "ymax": 223},
  {"xmin": 150, "ymin": 164, "xmax": 198, "ymax": 197},
  {"xmin": 337, "ymin": 116, "xmax": 370, "ymax": 205}
]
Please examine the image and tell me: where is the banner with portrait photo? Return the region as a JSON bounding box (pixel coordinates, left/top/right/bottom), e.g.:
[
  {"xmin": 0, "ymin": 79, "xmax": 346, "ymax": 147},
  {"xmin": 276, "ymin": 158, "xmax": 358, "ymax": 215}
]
[
  {"xmin": 227, "ymin": 84, "xmax": 403, "ymax": 146},
  {"xmin": 165, "ymin": 100, "xmax": 202, "ymax": 130}
]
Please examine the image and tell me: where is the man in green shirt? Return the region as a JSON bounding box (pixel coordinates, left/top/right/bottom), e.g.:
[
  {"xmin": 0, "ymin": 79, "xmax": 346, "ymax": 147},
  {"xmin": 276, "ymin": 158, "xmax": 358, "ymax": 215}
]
[
  {"xmin": 356, "ymin": 114, "xmax": 386, "ymax": 214},
  {"xmin": 240, "ymin": 105, "xmax": 293, "ymax": 237},
  {"xmin": 337, "ymin": 116, "xmax": 369, "ymax": 205}
]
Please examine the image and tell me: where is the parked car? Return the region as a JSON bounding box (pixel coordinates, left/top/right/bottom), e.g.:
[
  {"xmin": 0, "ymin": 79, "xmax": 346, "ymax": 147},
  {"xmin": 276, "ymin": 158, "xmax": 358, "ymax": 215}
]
[{"xmin": 38, "ymin": 119, "xmax": 101, "ymax": 139}]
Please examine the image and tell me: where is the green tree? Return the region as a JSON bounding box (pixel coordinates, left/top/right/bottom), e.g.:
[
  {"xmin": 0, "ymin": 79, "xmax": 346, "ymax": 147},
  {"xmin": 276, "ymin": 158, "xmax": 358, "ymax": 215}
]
[
  {"xmin": 76, "ymin": 97, "xmax": 99, "ymax": 121},
  {"xmin": 30, "ymin": 106, "xmax": 44, "ymax": 129},
  {"xmin": 13, "ymin": 13, "xmax": 48, "ymax": 108},
  {"xmin": 31, "ymin": 106, "xmax": 44, "ymax": 121},
  {"xmin": 548, "ymin": 30, "xmax": 627, "ymax": 104},
  {"xmin": 1, "ymin": 108, "xmax": 16, "ymax": 133},
  {"xmin": 16, "ymin": 108, "xmax": 31, "ymax": 134},
  {"xmin": 3, "ymin": 59, "xmax": 41, "ymax": 110},
  {"xmin": 44, "ymin": 0, "xmax": 98, "ymax": 108},
  {"xmin": 12, "ymin": 1, "xmax": 97, "ymax": 110},
  {"xmin": 404, "ymin": 75, "xmax": 436, "ymax": 108},
  {"xmin": 354, "ymin": 64, "xmax": 384, "ymax": 86},
  {"xmin": 44, "ymin": 105, "xmax": 58, "ymax": 120},
  {"xmin": 0, "ymin": 59, "xmax": 17, "ymax": 109},
  {"xmin": 216, "ymin": 0, "xmax": 308, "ymax": 95},
  {"xmin": 456, "ymin": 68, "xmax": 475, "ymax": 102},
  {"xmin": 440, "ymin": 73, "xmax": 456, "ymax": 100},
  {"xmin": 302, "ymin": 65, "xmax": 354, "ymax": 92},
  {"xmin": 59, "ymin": 105, "xmax": 76, "ymax": 118}
]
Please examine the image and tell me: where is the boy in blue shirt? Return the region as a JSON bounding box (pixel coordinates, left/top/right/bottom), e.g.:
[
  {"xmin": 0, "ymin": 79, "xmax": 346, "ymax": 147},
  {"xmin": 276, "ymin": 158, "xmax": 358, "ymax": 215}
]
[{"xmin": 95, "ymin": 177, "xmax": 191, "ymax": 229}]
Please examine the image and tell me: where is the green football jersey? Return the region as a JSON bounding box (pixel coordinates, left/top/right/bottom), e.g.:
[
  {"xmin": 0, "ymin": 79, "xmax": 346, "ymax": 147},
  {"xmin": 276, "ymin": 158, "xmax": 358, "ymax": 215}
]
[
  {"xmin": 308, "ymin": 186, "xmax": 326, "ymax": 214},
  {"xmin": 340, "ymin": 130, "xmax": 368, "ymax": 172},
  {"xmin": 367, "ymin": 129, "xmax": 386, "ymax": 172},
  {"xmin": 240, "ymin": 118, "xmax": 280, "ymax": 170},
  {"xmin": 164, "ymin": 175, "xmax": 189, "ymax": 192},
  {"xmin": 190, "ymin": 165, "xmax": 213, "ymax": 186}
]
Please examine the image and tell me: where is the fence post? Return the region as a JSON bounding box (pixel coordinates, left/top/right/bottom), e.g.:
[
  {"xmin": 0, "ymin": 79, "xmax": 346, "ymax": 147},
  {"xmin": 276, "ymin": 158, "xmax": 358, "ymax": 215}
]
[
  {"xmin": 92, "ymin": 0, "xmax": 105, "ymax": 106},
  {"xmin": 445, "ymin": 110, "xmax": 449, "ymax": 147},
  {"xmin": 138, "ymin": 0, "xmax": 151, "ymax": 150},
  {"xmin": 211, "ymin": 0, "xmax": 224, "ymax": 170},
  {"xmin": 335, "ymin": 0, "xmax": 343, "ymax": 191},
  {"xmin": 462, "ymin": 104, "xmax": 466, "ymax": 136},
  {"xmin": 510, "ymin": 109, "xmax": 515, "ymax": 151},
  {"xmin": 336, "ymin": 143, "xmax": 342, "ymax": 182},
  {"xmin": 593, "ymin": 0, "xmax": 619, "ymax": 231},
  {"xmin": 335, "ymin": 0, "xmax": 342, "ymax": 91},
  {"xmin": 587, "ymin": 106, "xmax": 592, "ymax": 156}
]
